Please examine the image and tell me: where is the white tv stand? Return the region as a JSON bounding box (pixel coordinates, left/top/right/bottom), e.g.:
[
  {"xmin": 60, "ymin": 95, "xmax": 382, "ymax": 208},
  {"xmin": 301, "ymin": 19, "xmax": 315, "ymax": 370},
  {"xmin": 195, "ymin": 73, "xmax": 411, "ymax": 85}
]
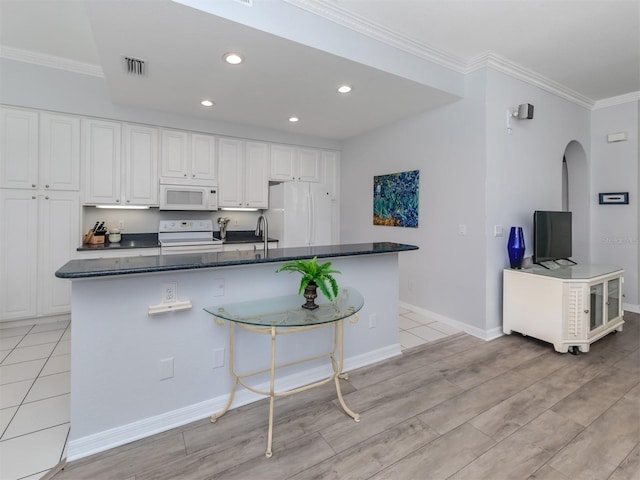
[{"xmin": 503, "ymin": 264, "xmax": 624, "ymax": 354}]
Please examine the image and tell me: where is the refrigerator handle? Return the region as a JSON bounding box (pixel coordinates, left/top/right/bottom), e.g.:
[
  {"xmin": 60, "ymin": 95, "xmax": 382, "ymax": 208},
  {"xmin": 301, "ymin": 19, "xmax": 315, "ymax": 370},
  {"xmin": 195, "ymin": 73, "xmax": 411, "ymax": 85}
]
[
  {"xmin": 307, "ymin": 190, "xmax": 313, "ymax": 245},
  {"xmin": 309, "ymin": 190, "xmax": 315, "ymax": 245}
]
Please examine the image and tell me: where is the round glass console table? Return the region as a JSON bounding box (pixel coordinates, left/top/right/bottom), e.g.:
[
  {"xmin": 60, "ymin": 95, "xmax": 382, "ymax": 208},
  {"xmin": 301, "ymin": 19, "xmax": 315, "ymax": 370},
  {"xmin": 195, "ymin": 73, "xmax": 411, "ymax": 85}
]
[{"xmin": 203, "ymin": 287, "xmax": 364, "ymax": 458}]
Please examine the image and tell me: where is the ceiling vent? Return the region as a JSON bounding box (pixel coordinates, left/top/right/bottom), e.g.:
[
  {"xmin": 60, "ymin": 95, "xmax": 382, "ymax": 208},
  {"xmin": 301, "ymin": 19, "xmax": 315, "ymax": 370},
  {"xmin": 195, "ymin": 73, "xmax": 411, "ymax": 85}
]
[
  {"xmin": 123, "ymin": 56, "xmax": 146, "ymax": 76},
  {"xmin": 233, "ymin": 0, "xmax": 252, "ymax": 5}
]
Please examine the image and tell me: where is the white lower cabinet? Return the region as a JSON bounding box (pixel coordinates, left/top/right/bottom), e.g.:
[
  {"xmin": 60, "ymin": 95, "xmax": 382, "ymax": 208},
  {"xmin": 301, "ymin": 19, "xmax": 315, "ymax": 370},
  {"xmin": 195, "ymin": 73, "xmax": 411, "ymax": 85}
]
[
  {"xmin": 222, "ymin": 242, "xmax": 278, "ymax": 252},
  {"xmin": 503, "ymin": 265, "xmax": 624, "ymax": 353},
  {"xmin": 76, "ymin": 248, "xmax": 160, "ymax": 259},
  {"xmin": 0, "ymin": 189, "xmax": 80, "ymax": 321}
]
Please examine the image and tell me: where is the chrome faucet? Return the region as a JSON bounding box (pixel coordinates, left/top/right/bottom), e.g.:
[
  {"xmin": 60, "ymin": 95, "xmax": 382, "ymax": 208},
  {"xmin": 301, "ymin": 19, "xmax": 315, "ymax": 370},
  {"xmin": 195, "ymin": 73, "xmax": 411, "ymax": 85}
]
[
  {"xmin": 255, "ymin": 215, "xmax": 269, "ymax": 256},
  {"xmin": 217, "ymin": 217, "xmax": 230, "ymax": 241}
]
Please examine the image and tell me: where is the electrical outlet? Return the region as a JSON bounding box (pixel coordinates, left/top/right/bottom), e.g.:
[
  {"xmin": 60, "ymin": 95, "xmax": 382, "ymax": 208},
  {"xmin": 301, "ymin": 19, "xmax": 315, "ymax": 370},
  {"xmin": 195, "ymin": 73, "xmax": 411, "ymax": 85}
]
[
  {"xmin": 118, "ymin": 220, "xmax": 125, "ymax": 230},
  {"xmin": 369, "ymin": 313, "xmax": 377, "ymax": 328},
  {"xmin": 213, "ymin": 348, "xmax": 225, "ymax": 368},
  {"xmin": 163, "ymin": 282, "xmax": 177, "ymax": 303},
  {"xmin": 234, "ymin": 218, "xmax": 239, "ymax": 226},
  {"xmin": 159, "ymin": 357, "xmax": 174, "ymax": 380}
]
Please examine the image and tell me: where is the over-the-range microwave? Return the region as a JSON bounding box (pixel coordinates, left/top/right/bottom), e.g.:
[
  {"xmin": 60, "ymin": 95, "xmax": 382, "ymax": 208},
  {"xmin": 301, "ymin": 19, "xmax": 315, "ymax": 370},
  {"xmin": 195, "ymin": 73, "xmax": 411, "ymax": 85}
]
[{"xmin": 159, "ymin": 184, "xmax": 218, "ymax": 211}]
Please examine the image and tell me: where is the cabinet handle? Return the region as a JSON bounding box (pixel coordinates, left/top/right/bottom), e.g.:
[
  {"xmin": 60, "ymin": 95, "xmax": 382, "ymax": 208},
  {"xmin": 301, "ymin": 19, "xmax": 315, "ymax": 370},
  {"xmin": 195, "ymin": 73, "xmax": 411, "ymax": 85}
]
[
  {"xmin": 45, "ymin": 196, "xmax": 49, "ymax": 200},
  {"xmin": 184, "ymin": 174, "xmax": 187, "ymax": 177},
  {"xmin": 584, "ymin": 309, "xmax": 589, "ymax": 314},
  {"xmin": 605, "ymin": 301, "xmax": 610, "ymax": 305},
  {"xmin": 192, "ymin": 174, "xmax": 196, "ymax": 178},
  {"xmin": 32, "ymin": 184, "xmax": 36, "ymax": 188},
  {"xmin": 45, "ymin": 184, "xmax": 49, "ymax": 188},
  {"xmin": 116, "ymin": 199, "xmax": 120, "ymax": 203},
  {"xmin": 32, "ymin": 196, "xmax": 36, "ymax": 199},
  {"xmin": 126, "ymin": 200, "xmax": 130, "ymax": 203}
]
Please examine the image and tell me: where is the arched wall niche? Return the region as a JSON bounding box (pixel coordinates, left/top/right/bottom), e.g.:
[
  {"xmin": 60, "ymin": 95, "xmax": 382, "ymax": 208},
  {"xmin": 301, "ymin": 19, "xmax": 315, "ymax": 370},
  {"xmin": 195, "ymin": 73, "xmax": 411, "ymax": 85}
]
[{"xmin": 563, "ymin": 140, "xmax": 590, "ymax": 262}]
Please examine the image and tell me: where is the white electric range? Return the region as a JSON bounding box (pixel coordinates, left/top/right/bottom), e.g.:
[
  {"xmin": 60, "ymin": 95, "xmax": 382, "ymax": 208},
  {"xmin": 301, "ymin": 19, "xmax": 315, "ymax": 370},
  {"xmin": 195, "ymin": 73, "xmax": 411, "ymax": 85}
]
[{"xmin": 158, "ymin": 220, "xmax": 223, "ymax": 254}]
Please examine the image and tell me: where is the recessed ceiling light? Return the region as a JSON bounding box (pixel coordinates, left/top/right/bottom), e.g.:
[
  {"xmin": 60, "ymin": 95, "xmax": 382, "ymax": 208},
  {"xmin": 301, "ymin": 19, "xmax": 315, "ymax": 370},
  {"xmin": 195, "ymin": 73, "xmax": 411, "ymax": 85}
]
[
  {"xmin": 200, "ymin": 100, "xmax": 214, "ymax": 107},
  {"xmin": 288, "ymin": 117, "xmax": 300, "ymax": 123},
  {"xmin": 223, "ymin": 53, "xmax": 243, "ymax": 65},
  {"xmin": 337, "ymin": 85, "xmax": 353, "ymax": 94}
]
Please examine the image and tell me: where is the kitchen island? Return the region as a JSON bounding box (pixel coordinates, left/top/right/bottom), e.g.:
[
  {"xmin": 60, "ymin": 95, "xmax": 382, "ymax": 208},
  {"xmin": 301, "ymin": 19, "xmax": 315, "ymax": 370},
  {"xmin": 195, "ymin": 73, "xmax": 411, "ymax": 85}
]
[{"xmin": 56, "ymin": 242, "xmax": 418, "ymax": 460}]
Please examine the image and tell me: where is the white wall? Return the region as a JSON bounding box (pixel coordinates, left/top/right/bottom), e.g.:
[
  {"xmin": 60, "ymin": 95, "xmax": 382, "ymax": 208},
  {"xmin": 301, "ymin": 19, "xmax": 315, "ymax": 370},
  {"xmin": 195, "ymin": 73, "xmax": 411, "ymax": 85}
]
[
  {"xmin": 341, "ymin": 70, "xmax": 488, "ymax": 334},
  {"xmin": 484, "ymin": 69, "xmax": 592, "ymax": 331},
  {"xmin": 341, "ymin": 67, "xmax": 601, "ymax": 338},
  {"xmin": 591, "ymin": 100, "xmax": 639, "ymax": 309}
]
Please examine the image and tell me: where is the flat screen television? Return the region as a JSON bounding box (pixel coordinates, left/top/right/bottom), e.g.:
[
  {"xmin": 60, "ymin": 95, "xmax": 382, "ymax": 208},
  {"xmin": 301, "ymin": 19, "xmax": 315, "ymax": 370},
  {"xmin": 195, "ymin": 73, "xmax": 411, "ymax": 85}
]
[{"xmin": 533, "ymin": 210, "xmax": 572, "ymax": 263}]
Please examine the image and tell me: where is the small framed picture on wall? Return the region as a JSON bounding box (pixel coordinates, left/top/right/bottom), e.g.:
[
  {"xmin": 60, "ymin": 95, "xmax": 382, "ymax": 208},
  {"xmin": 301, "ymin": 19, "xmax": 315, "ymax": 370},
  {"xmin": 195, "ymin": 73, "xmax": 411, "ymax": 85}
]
[{"xmin": 598, "ymin": 192, "xmax": 629, "ymax": 205}]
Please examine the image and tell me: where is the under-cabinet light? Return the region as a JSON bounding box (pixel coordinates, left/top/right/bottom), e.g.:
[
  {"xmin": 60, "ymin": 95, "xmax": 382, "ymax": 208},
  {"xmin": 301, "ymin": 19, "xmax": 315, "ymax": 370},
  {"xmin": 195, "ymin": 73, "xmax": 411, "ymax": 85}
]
[
  {"xmin": 95, "ymin": 205, "xmax": 150, "ymax": 210},
  {"xmin": 219, "ymin": 207, "xmax": 259, "ymax": 212}
]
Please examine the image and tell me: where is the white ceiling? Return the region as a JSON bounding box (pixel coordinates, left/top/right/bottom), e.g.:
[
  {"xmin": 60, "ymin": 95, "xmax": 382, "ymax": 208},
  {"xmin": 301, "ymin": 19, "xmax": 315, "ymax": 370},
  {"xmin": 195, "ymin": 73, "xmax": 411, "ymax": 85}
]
[{"xmin": 0, "ymin": 0, "xmax": 638, "ymax": 140}]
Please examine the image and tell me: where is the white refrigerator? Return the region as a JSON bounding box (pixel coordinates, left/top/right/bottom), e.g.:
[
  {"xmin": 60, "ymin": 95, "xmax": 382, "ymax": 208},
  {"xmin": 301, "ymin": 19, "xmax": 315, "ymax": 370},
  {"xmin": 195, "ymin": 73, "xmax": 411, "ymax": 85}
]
[{"xmin": 266, "ymin": 182, "xmax": 333, "ymax": 248}]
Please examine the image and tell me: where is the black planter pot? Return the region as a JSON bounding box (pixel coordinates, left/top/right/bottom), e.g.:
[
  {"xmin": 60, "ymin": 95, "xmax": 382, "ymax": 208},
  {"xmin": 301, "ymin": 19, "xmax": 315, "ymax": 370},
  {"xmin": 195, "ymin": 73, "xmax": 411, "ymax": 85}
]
[{"xmin": 302, "ymin": 283, "xmax": 319, "ymax": 310}]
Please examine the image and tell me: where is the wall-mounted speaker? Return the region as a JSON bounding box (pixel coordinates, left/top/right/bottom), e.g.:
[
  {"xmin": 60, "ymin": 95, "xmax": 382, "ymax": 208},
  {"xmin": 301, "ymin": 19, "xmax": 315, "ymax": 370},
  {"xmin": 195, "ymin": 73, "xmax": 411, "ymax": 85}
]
[{"xmin": 517, "ymin": 103, "xmax": 534, "ymax": 119}]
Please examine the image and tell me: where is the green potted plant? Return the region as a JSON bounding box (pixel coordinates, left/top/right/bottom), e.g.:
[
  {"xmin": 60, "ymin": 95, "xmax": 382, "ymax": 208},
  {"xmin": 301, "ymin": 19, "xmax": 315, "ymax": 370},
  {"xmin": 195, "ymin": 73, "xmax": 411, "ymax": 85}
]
[{"xmin": 276, "ymin": 256, "xmax": 341, "ymax": 309}]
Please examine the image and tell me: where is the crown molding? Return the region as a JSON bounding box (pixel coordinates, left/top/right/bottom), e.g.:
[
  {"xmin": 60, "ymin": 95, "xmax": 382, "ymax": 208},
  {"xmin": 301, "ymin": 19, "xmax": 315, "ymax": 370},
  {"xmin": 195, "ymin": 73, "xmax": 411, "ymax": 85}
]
[
  {"xmin": 285, "ymin": 0, "xmax": 600, "ymax": 109},
  {"xmin": 0, "ymin": 45, "xmax": 103, "ymax": 78},
  {"xmin": 283, "ymin": 0, "xmax": 466, "ymax": 72},
  {"xmin": 468, "ymin": 52, "xmax": 594, "ymax": 109},
  {"xmin": 593, "ymin": 91, "xmax": 640, "ymax": 110}
]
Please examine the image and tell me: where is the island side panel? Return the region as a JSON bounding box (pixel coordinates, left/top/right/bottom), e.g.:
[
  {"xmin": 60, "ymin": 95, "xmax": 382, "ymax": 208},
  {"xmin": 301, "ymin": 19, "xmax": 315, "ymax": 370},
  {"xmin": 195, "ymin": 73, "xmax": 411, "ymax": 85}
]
[{"xmin": 68, "ymin": 253, "xmax": 400, "ymax": 459}]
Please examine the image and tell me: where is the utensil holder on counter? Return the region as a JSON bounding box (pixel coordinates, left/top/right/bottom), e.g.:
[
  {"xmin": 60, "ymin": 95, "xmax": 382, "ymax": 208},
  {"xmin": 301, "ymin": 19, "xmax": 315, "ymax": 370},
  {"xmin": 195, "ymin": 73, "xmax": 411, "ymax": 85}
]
[{"xmin": 84, "ymin": 231, "xmax": 105, "ymax": 244}]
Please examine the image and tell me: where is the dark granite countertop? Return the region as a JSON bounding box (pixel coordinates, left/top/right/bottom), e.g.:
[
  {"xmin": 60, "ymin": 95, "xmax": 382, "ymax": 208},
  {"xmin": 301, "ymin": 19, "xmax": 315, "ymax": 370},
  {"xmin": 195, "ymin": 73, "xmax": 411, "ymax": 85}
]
[
  {"xmin": 56, "ymin": 242, "xmax": 418, "ymax": 279},
  {"xmin": 222, "ymin": 230, "xmax": 279, "ymax": 244},
  {"xmin": 77, "ymin": 231, "xmax": 278, "ymax": 251},
  {"xmin": 77, "ymin": 233, "xmax": 160, "ymax": 251}
]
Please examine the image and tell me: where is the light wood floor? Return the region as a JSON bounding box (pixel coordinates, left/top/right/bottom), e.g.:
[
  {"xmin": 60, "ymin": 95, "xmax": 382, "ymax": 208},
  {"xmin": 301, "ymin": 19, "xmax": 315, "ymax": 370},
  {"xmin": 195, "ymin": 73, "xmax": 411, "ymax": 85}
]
[{"xmin": 52, "ymin": 312, "xmax": 639, "ymax": 480}]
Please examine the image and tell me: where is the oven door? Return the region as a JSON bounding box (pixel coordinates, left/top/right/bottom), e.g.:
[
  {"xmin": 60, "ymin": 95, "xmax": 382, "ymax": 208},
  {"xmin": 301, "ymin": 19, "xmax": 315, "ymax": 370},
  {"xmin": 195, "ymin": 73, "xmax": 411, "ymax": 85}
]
[
  {"xmin": 159, "ymin": 185, "xmax": 218, "ymax": 211},
  {"xmin": 160, "ymin": 244, "xmax": 223, "ymax": 255}
]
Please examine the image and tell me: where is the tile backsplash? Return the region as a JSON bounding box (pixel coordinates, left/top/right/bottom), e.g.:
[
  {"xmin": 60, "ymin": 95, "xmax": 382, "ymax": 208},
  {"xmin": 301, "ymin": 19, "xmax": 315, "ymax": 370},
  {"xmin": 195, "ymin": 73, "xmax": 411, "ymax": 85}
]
[{"xmin": 82, "ymin": 207, "xmax": 261, "ymax": 235}]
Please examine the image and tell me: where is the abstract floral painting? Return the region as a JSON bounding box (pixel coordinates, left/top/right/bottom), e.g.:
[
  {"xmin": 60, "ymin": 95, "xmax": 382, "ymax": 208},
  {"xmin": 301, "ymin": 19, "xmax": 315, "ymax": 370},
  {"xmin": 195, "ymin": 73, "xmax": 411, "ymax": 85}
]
[{"xmin": 373, "ymin": 170, "xmax": 419, "ymax": 227}]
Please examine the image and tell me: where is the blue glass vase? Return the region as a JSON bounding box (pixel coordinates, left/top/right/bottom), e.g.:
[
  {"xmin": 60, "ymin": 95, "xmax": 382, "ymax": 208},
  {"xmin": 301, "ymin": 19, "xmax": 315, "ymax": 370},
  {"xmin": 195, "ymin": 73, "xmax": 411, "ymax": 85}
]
[{"xmin": 507, "ymin": 226, "xmax": 525, "ymax": 269}]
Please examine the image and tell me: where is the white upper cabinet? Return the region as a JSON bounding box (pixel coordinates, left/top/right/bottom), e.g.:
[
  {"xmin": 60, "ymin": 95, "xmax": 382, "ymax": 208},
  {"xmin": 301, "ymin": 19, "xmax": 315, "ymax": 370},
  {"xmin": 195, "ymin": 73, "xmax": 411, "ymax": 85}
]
[
  {"xmin": 84, "ymin": 120, "xmax": 158, "ymax": 206},
  {"xmin": 83, "ymin": 118, "xmax": 122, "ymax": 205},
  {"xmin": 0, "ymin": 107, "xmax": 39, "ymax": 189},
  {"xmin": 297, "ymin": 148, "xmax": 322, "ymax": 182},
  {"xmin": 123, "ymin": 124, "xmax": 158, "ymax": 206},
  {"xmin": 218, "ymin": 138, "xmax": 269, "ymax": 208},
  {"xmin": 244, "ymin": 141, "xmax": 269, "ymax": 208},
  {"xmin": 269, "ymin": 144, "xmax": 322, "ymax": 182},
  {"xmin": 40, "ymin": 112, "xmax": 80, "ymax": 191},
  {"xmin": 160, "ymin": 129, "xmax": 216, "ymax": 185},
  {"xmin": 191, "ymin": 133, "xmax": 217, "ymax": 181}
]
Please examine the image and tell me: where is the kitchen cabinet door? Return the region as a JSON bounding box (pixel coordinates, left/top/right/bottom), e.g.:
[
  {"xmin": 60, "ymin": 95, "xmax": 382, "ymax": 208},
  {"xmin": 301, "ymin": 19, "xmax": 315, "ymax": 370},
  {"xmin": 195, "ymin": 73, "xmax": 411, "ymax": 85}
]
[
  {"xmin": 0, "ymin": 190, "xmax": 38, "ymax": 320},
  {"xmin": 38, "ymin": 191, "xmax": 80, "ymax": 316},
  {"xmin": 0, "ymin": 107, "xmax": 39, "ymax": 189},
  {"xmin": 124, "ymin": 124, "xmax": 159, "ymax": 206},
  {"xmin": 297, "ymin": 148, "xmax": 322, "ymax": 182},
  {"xmin": 40, "ymin": 112, "xmax": 80, "ymax": 191},
  {"xmin": 244, "ymin": 141, "xmax": 269, "ymax": 208},
  {"xmin": 218, "ymin": 137, "xmax": 244, "ymax": 207},
  {"xmin": 83, "ymin": 118, "xmax": 122, "ymax": 205},
  {"xmin": 270, "ymin": 144, "xmax": 296, "ymax": 181},
  {"xmin": 191, "ymin": 134, "xmax": 217, "ymax": 182},
  {"xmin": 160, "ymin": 129, "xmax": 189, "ymax": 182}
]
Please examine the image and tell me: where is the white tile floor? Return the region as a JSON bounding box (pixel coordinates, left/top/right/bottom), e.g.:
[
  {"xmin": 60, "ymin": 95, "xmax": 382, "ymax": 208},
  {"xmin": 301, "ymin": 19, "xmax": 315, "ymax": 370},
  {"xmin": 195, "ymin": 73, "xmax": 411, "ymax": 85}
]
[
  {"xmin": 1, "ymin": 306, "xmax": 457, "ymax": 479},
  {"xmin": 0, "ymin": 320, "xmax": 70, "ymax": 480},
  {"xmin": 398, "ymin": 305, "xmax": 462, "ymax": 350}
]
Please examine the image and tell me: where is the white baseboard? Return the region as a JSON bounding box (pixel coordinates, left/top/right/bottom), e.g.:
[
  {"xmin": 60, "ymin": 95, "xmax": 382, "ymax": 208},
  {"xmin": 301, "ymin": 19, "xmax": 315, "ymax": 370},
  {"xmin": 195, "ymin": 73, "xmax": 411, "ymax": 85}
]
[
  {"xmin": 0, "ymin": 313, "xmax": 70, "ymax": 329},
  {"xmin": 399, "ymin": 301, "xmax": 503, "ymax": 341},
  {"xmin": 624, "ymin": 303, "xmax": 640, "ymax": 314},
  {"xmin": 67, "ymin": 344, "xmax": 401, "ymax": 461}
]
